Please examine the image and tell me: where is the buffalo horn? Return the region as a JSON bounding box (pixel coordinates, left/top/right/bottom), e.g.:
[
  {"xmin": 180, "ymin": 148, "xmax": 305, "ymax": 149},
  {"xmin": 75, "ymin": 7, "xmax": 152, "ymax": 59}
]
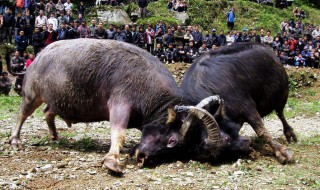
[{"xmin": 166, "ymin": 108, "xmax": 177, "ymax": 125}]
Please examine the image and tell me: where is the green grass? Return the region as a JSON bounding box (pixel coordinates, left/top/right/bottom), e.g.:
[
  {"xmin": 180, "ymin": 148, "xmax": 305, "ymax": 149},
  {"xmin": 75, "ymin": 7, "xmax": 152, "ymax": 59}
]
[{"xmin": 285, "ymin": 97, "xmax": 320, "ymax": 118}]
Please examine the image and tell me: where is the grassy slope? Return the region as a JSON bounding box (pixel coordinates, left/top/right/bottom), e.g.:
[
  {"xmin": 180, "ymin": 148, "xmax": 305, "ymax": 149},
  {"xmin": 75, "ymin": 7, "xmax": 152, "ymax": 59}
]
[{"xmin": 138, "ymin": 0, "xmax": 320, "ymax": 34}]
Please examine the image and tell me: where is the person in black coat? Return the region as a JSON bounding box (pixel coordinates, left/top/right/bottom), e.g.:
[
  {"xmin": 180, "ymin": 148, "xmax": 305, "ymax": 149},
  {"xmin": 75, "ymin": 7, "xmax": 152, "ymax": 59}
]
[
  {"xmin": 138, "ymin": 0, "xmax": 148, "ymax": 18},
  {"xmin": 32, "ymin": 27, "xmax": 44, "ymax": 56}
]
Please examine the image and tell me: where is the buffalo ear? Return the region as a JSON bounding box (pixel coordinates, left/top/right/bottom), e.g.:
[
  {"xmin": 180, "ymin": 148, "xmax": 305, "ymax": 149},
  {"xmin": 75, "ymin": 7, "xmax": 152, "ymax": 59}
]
[
  {"xmin": 167, "ymin": 135, "xmax": 178, "ymax": 148},
  {"xmin": 166, "ymin": 108, "xmax": 177, "ymax": 125}
]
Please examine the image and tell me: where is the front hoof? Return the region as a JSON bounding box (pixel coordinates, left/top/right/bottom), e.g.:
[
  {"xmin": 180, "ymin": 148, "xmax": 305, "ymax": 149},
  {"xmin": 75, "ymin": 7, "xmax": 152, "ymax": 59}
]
[
  {"xmin": 102, "ymin": 154, "xmax": 123, "ymax": 174},
  {"xmin": 284, "ymin": 130, "xmax": 298, "ymax": 143},
  {"xmin": 9, "ymin": 137, "xmax": 22, "ymax": 150},
  {"xmin": 275, "ymin": 147, "xmax": 294, "ymax": 164}
]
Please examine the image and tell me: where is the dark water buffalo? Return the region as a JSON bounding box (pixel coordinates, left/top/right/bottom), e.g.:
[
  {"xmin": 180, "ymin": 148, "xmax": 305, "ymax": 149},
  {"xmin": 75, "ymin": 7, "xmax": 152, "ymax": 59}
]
[
  {"xmin": 136, "ymin": 43, "xmax": 296, "ymax": 165},
  {"xmin": 9, "ymin": 39, "xmax": 182, "ymax": 173}
]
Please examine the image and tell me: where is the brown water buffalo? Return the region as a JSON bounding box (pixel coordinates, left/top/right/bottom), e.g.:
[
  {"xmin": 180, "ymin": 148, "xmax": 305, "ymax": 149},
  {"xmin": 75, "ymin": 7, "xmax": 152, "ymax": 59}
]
[
  {"xmin": 136, "ymin": 43, "xmax": 296, "ymax": 165},
  {"xmin": 8, "ymin": 39, "xmax": 182, "ymax": 173}
]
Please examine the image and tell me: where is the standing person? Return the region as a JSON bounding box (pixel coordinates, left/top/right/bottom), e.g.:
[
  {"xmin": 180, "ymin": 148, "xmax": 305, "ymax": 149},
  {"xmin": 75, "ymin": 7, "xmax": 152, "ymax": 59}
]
[
  {"xmin": 47, "ymin": 12, "xmax": 58, "ymax": 30},
  {"xmin": 123, "ymin": 24, "xmax": 132, "ymax": 43},
  {"xmin": 0, "ymin": 72, "xmax": 12, "ymax": 96},
  {"xmin": 77, "ymin": 20, "xmax": 90, "ymax": 38},
  {"xmin": 94, "ymin": 22, "xmax": 105, "ymax": 39},
  {"xmin": 226, "ymin": 8, "xmax": 235, "ymax": 30},
  {"xmin": 35, "ymin": 10, "xmax": 47, "ymax": 28},
  {"xmin": 145, "ymin": 25, "xmax": 155, "ymax": 53},
  {"xmin": 43, "ymin": 23, "xmax": 57, "ymax": 46},
  {"xmin": 64, "ymin": 0, "xmax": 73, "ymax": 13},
  {"xmin": 21, "ymin": 9, "xmax": 34, "ymax": 45},
  {"xmin": 78, "ymin": 1, "xmax": 86, "ymax": 18},
  {"xmin": 114, "ymin": 26, "xmax": 126, "ymax": 42},
  {"xmin": 138, "ymin": 0, "xmax": 148, "ymax": 19},
  {"xmin": 131, "ymin": 26, "xmax": 140, "ymax": 46},
  {"xmin": 191, "ymin": 25, "xmax": 202, "ymax": 49},
  {"xmin": 174, "ymin": 26, "xmax": 184, "ymax": 47},
  {"xmin": 89, "ymin": 19, "xmax": 96, "ymax": 38},
  {"xmin": 163, "ymin": 28, "xmax": 174, "ymax": 49},
  {"xmin": 251, "ymin": 28, "xmax": 261, "ymax": 43},
  {"xmin": 138, "ymin": 26, "xmax": 146, "ymax": 49},
  {"xmin": 217, "ymin": 29, "xmax": 226, "ymax": 46},
  {"xmin": 67, "ymin": 20, "xmax": 77, "ymax": 39},
  {"xmin": 226, "ymin": 30, "xmax": 234, "ymax": 45},
  {"xmin": 3, "ymin": 8, "xmax": 15, "ymax": 44},
  {"xmin": 32, "ymin": 27, "xmax": 44, "ymax": 56},
  {"xmin": 55, "ymin": 0, "xmax": 65, "ymax": 15},
  {"xmin": 15, "ymin": 30, "xmax": 28, "ymax": 57},
  {"xmin": 57, "ymin": 11, "xmax": 66, "ymax": 29},
  {"xmin": 105, "ymin": 24, "xmax": 116, "ymax": 39},
  {"xmin": 45, "ymin": 0, "xmax": 55, "ymax": 16},
  {"xmin": 57, "ymin": 22, "xmax": 69, "ymax": 40},
  {"xmin": 14, "ymin": 12, "xmax": 23, "ymax": 38}
]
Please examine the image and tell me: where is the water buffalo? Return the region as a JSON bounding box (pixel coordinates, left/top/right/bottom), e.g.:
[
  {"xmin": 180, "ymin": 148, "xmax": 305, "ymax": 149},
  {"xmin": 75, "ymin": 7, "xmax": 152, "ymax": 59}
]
[
  {"xmin": 136, "ymin": 43, "xmax": 296, "ymax": 165},
  {"xmin": 8, "ymin": 39, "xmax": 182, "ymax": 173}
]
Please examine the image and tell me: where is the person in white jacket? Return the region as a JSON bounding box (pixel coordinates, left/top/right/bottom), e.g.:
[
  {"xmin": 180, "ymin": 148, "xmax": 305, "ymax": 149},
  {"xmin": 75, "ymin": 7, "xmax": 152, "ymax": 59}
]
[
  {"xmin": 47, "ymin": 12, "xmax": 58, "ymax": 30},
  {"xmin": 311, "ymin": 26, "xmax": 320, "ymax": 39}
]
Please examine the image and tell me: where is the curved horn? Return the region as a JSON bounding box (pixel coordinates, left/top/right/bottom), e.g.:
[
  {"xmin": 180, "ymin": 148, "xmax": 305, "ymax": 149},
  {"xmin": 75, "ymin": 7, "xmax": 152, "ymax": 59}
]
[
  {"xmin": 175, "ymin": 96, "xmax": 222, "ymax": 141},
  {"xmin": 5, "ymin": 49, "xmax": 26, "ymax": 76},
  {"xmin": 166, "ymin": 108, "xmax": 177, "ymax": 125}
]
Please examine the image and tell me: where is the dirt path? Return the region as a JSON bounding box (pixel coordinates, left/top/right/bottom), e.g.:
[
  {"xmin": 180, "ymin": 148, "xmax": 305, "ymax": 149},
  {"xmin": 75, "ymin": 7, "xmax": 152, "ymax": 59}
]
[{"xmin": 0, "ymin": 115, "xmax": 319, "ymax": 190}]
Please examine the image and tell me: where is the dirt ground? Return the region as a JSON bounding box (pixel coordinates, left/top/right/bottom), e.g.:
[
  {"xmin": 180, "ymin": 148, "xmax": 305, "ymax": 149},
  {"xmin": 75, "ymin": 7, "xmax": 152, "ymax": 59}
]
[{"xmin": 0, "ymin": 66, "xmax": 319, "ymax": 190}]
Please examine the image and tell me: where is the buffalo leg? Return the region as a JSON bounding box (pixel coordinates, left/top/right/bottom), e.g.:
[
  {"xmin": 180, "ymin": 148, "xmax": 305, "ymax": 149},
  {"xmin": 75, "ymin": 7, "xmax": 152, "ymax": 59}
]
[
  {"xmin": 246, "ymin": 109, "xmax": 293, "ymax": 163},
  {"xmin": 10, "ymin": 96, "xmax": 43, "ymax": 148},
  {"xmin": 276, "ymin": 110, "xmax": 297, "ymax": 143},
  {"xmin": 102, "ymin": 103, "xmax": 131, "ymax": 173},
  {"xmin": 43, "ymin": 105, "xmax": 59, "ymax": 141}
]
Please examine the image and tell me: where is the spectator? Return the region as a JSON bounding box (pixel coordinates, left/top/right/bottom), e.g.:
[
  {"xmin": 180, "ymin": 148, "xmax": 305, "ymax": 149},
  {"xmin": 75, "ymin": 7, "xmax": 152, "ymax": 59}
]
[
  {"xmin": 123, "ymin": 24, "xmax": 133, "ymax": 43},
  {"xmin": 35, "ymin": 10, "xmax": 47, "ymax": 28},
  {"xmin": 78, "ymin": 1, "xmax": 86, "ymax": 17},
  {"xmin": 32, "ymin": 27, "xmax": 44, "ymax": 55},
  {"xmin": 57, "ymin": 11, "xmax": 67, "ymax": 29},
  {"xmin": 165, "ymin": 43, "xmax": 176, "ymax": 64},
  {"xmin": 105, "ymin": 24, "xmax": 116, "ymax": 39},
  {"xmin": 64, "ymin": 0, "xmax": 73, "ymax": 12},
  {"xmin": 210, "ymin": 28, "xmax": 219, "ymax": 47},
  {"xmin": 250, "ymin": 28, "xmax": 261, "ymax": 43},
  {"xmin": 192, "ymin": 25, "xmax": 202, "ymax": 48},
  {"xmin": 198, "ymin": 43, "xmax": 209, "ymax": 54},
  {"xmin": 25, "ymin": 53, "xmax": 35, "ymax": 68},
  {"xmin": 288, "ymin": 36, "xmax": 297, "ymax": 51},
  {"xmin": 138, "ymin": 0, "xmax": 148, "ymax": 18},
  {"xmin": 138, "ymin": 26, "xmax": 146, "ymax": 49},
  {"xmin": 163, "ymin": 28, "xmax": 174, "ymax": 49},
  {"xmin": 57, "ymin": 22, "xmax": 69, "ymax": 40},
  {"xmin": 114, "ymin": 26, "xmax": 126, "ymax": 42},
  {"xmin": 282, "ymin": 40, "xmax": 291, "ymax": 55},
  {"xmin": 272, "ymin": 37, "xmax": 282, "ymax": 52},
  {"xmin": 235, "ymin": 32, "xmax": 243, "ymax": 43},
  {"xmin": 185, "ymin": 41, "xmax": 198, "ymax": 63},
  {"xmin": 14, "ymin": 12, "xmax": 23, "ymax": 38},
  {"xmin": 21, "ymin": 9, "xmax": 34, "ymax": 45},
  {"xmin": 22, "ymin": 51, "xmax": 29, "ymax": 60},
  {"xmin": 77, "ymin": 20, "xmax": 90, "ymax": 38},
  {"xmin": 226, "ymin": 8, "xmax": 235, "ymax": 30},
  {"xmin": 45, "ymin": 0, "xmax": 55, "ymax": 16},
  {"xmin": 313, "ymin": 36, "xmax": 320, "ymax": 47},
  {"xmin": 167, "ymin": 0, "xmax": 174, "ymax": 11},
  {"xmin": 15, "ymin": 30, "xmax": 28, "ymax": 56},
  {"xmin": 311, "ymin": 26, "xmax": 320, "ymax": 39},
  {"xmin": 202, "ymin": 30, "xmax": 212, "ymax": 48},
  {"xmin": 145, "ymin": 25, "xmax": 155, "ymax": 53},
  {"xmin": 67, "ymin": 20, "xmax": 77, "ymax": 39},
  {"xmin": 226, "ymin": 30, "xmax": 235, "ymax": 45},
  {"xmin": 264, "ymin": 30, "xmax": 273, "ymax": 46},
  {"xmin": 183, "ymin": 29, "xmax": 193, "ymax": 46},
  {"xmin": 299, "ymin": 9, "xmax": 305, "ymax": 19},
  {"xmin": 174, "ymin": 26, "xmax": 184, "ymax": 46},
  {"xmin": 89, "ymin": 19, "xmax": 96, "ymax": 38},
  {"xmin": 3, "ymin": 8, "xmax": 15, "ymax": 44},
  {"xmin": 47, "ymin": 12, "xmax": 58, "ymax": 30},
  {"xmin": 0, "ymin": 72, "xmax": 12, "ymax": 96},
  {"xmin": 55, "ymin": 0, "xmax": 65, "ymax": 15},
  {"xmin": 10, "ymin": 51, "xmax": 25, "ymax": 73},
  {"xmin": 293, "ymin": 7, "xmax": 299, "ymax": 17},
  {"xmin": 154, "ymin": 27, "xmax": 164, "ymax": 46},
  {"xmin": 153, "ymin": 43, "xmax": 165, "ymax": 62},
  {"xmin": 278, "ymin": 51, "xmax": 288, "ymax": 66},
  {"xmin": 176, "ymin": 44, "xmax": 186, "ymax": 63},
  {"xmin": 44, "ymin": 23, "xmax": 57, "ymax": 46},
  {"xmin": 94, "ymin": 22, "xmax": 105, "ymax": 39},
  {"xmin": 296, "ymin": 37, "xmax": 305, "ymax": 51},
  {"xmin": 295, "ymin": 53, "xmax": 306, "ymax": 67},
  {"xmin": 155, "ymin": 20, "xmax": 166, "ymax": 33},
  {"xmin": 132, "ymin": 26, "xmax": 140, "ymax": 46},
  {"xmin": 65, "ymin": 10, "xmax": 74, "ymax": 23},
  {"xmin": 182, "ymin": 0, "xmax": 188, "ymax": 12},
  {"xmin": 14, "ymin": 75, "xmax": 23, "ymax": 95},
  {"xmin": 217, "ymin": 29, "xmax": 226, "ymax": 46},
  {"xmin": 76, "ymin": 13, "xmax": 84, "ymax": 24},
  {"xmin": 175, "ymin": 0, "xmax": 184, "ymax": 12}
]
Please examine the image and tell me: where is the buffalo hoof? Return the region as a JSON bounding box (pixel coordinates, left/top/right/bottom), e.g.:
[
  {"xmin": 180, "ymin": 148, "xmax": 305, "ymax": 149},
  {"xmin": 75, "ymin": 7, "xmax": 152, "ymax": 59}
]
[
  {"xmin": 275, "ymin": 147, "xmax": 294, "ymax": 164},
  {"xmin": 102, "ymin": 153, "xmax": 123, "ymax": 174},
  {"xmin": 9, "ymin": 137, "xmax": 22, "ymax": 150},
  {"xmin": 284, "ymin": 130, "xmax": 298, "ymax": 143}
]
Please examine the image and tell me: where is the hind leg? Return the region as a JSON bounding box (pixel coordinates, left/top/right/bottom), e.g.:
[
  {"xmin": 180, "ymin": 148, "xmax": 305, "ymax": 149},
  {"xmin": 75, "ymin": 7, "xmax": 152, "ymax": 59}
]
[
  {"xmin": 277, "ymin": 110, "xmax": 297, "ymax": 143},
  {"xmin": 43, "ymin": 105, "xmax": 59, "ymax": 141},
  {"xmin": 246, "ymin": 108, "xmax": 293, "ymax": 164},
  {"xmin": 10, "ymin": 96, "xmax": 43, "ymax": 148},
  {"xmin": 102, "ymin": 102, "xmax": 131, "ymax": 173}
]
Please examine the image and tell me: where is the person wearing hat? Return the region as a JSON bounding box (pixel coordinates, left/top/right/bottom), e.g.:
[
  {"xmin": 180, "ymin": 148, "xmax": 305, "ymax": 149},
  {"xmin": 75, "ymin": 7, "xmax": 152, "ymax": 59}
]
[
  {"xmin": 226, "ymin": 8, "xmax": 235, "ymax": 30},
  {"xmin": 210, "ymin": 28, "xmax": 218, "ymax": 47},
  {"xmin": 0, "ymin": 72, "xmax": 12, "ymax": 96}
]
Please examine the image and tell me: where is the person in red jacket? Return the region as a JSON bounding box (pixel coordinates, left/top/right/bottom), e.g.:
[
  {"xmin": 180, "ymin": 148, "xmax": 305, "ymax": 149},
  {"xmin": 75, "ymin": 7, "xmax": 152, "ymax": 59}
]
[
  {"xmin": 288, "ymin": 36, "xmax": 297, "ymax": 51},
  {"xmin": 25, "ymin": 53, "xmax": 35, "ymax": 68}
]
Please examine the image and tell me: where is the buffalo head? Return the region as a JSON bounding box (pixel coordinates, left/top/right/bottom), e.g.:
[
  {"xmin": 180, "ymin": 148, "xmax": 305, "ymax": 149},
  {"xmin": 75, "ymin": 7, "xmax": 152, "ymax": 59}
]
[{"xmin": 136, "ymin": 96, "xmax": 233, "ymax": 166}]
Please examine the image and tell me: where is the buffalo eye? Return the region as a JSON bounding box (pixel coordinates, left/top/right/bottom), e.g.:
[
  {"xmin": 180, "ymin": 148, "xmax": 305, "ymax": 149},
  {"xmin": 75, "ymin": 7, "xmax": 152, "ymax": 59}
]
[{"xmin": 167, "ymin": 136, "xmax": 178, "ymax": 148}]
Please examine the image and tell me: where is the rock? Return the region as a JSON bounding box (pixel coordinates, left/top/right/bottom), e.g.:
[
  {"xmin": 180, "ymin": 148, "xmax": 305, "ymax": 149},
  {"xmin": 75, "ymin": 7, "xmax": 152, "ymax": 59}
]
[
  {"xmin": 256, "ymin": 166, "xmax": 263, "ymax": 172},
  {"xmin": 40, "ymin": 164, "xmax": 53, "ymax": 172},
  {"xmin": 86, "ymin": 170, "xmax": 97, "ymax": 175},
  {"xmin": 173, "ymin": 12, "xmax": 189, "ymax": 25},
  {"xmin": 56, "ymin": 162, "xmax": 68, "ymax": 169},
  {"xmin": 126, "ymin": 164, "xmax": 135, "ymax": 169},
  {"xmin": 0, "ymin": 181, "xmax": 9, "ymax": 186},
  {"xmin": 97, "ymin": 9, "xmax": 132, "ymax": 25},
  {"xmin": 234, "ymin": 170, "xmax": 245, "ymax": 176}
]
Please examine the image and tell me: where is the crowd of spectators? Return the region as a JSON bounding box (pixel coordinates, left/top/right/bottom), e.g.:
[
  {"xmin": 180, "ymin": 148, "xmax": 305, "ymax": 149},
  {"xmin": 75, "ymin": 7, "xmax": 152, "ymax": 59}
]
[{"xmin": 0, "ymin": 1, "xmax": 319, "ymax": 95}]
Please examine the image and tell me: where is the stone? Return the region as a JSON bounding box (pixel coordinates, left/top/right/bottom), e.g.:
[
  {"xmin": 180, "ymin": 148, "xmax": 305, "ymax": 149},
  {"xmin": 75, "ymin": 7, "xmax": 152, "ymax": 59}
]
[
  {"xmin": 174, "ymin": 12, "xmax": 189, "ymax": 25},
  {"xmin": 56, "ymin": 162, "xmax": 68, "ymax": 169},
  {"xmin": 97, "ymin": 9, "xmax": 132, "ymax": 25},
  {"xmin": 40, "ymin": 164, "xmax": 53, "ymax": 172}
]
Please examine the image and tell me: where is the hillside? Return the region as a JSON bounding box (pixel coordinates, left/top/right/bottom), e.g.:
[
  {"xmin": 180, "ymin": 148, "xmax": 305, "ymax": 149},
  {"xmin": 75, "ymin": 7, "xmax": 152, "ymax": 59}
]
[{"xmin": 119, "ymin": 0, "xmax": 320, "ymax": 33}]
